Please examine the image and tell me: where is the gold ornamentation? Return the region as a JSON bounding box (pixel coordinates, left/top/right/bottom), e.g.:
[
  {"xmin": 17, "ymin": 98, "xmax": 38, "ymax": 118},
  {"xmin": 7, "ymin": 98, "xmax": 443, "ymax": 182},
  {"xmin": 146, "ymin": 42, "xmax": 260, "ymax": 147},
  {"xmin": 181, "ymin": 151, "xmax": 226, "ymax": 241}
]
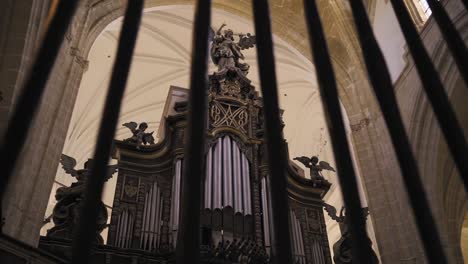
[
  {"xmin": 124, "ymin": 184, "xmax": 138, "ymax": 198},
  {"xmin": 122, "ymin": 177, "xmax": 140, "ymax": 201}
]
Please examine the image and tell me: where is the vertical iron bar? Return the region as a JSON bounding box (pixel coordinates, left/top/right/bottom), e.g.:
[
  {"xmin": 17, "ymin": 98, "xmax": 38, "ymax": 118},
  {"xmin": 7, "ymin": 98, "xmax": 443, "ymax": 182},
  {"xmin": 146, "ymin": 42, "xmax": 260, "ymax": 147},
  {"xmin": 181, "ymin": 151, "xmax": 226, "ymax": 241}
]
[
  {"xmin": 425, "ymin": 0, "xmax": 468, "ymax": 86},
  {"xmin": 175, "ymin": 0, "xmax": 211, "ymax": 263},
  {"xmin": 461, "ymin": 0, "xmax": 468, "ymax": 12},
  {"xmin": 462, "ymin": 0, "xmax": 468, "ymax": 12},
  {"xmin": 391, "ymin": 0, "xmax": 468, "ymax": 193},
  {"xmin": 303, "ymin": 0, "xmax": 372, "ymax": 263},
  {"xmin": 70, "ymin": 1, "xmax": 144, "ymax": 263},
  {"xmin": 251, "ymin": 0, "xmax": 293, "ymax": 263},
  {"xmin": 348, "ymin": 1, "xmax": 448, "ymax": 263},
  {"xmin": 0, "ymin": 0, "xmax": 79, "ymax": 227}
]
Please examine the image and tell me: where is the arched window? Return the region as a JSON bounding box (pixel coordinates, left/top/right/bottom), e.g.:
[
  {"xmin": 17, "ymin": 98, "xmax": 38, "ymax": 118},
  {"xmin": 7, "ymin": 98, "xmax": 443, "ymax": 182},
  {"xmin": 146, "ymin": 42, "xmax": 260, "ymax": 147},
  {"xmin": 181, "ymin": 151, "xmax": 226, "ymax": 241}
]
[{"xmin": 417, "ymin": 0, "xmax": 432, "ymax": 18}]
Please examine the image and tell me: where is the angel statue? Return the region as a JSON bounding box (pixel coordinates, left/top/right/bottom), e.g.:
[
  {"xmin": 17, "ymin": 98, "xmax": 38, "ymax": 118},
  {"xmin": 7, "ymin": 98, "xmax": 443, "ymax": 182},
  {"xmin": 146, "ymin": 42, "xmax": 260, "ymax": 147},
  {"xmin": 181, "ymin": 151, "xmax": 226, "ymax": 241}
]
[
  {"xmin": 210, "ymin": 23, "xmax": 256, "ymax": 75},
  {"xmin": 47, "ymin": 154, "xmax": 118, "ymax": 244},
  {"xmin": 293, "ymin": 156, "xmax": 335, "ymax": 180},
  {"xmin": 323, "ymin": 203, "xmax": 379, "ymax": 264},
  {"xmin": 122, "ymin": 121, "xmax": 155, "ymax": 149}
]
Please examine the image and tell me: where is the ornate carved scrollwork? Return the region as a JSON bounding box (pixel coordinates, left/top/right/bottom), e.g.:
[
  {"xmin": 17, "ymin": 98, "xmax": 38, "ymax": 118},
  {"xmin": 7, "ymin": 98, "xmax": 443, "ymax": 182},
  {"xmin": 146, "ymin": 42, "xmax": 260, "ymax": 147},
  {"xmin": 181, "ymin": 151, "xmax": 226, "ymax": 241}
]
[
  {"xmin": 210, "ymin": 100, "xmax": 249, "ymax": 133},
  {"xmin": 220, "ymin": 79, "xmax": 242, "ymax": 97}
]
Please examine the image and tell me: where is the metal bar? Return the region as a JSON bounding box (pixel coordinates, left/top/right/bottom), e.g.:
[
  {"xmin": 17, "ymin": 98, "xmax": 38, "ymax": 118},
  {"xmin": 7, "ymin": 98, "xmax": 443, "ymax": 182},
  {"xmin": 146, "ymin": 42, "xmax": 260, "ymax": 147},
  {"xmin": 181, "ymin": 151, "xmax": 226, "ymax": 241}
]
[
  {"xmin": 348, "ymin": 1, "xmax": 448, "ymax": 263},
  {"xmin": 391, "ymin": 0, "xmax": 468, "ymax": 194},
  {"xmin": 70, "ymin": 0, "xmax": 144, "ymax": 262},
  {"xmin": 460, "ymin": 0, "xmax": 468, "ymax": 12},
  {"xmin": 302, "ymin": 0, "xmax": 373, "ymax": 262},
  {"xmin": 0, "ymin": 0, "xmax": 79, "ymax": 226},
  {"xmin": 425, "ymin": 0, "xmax": 468, "ymax": 86},
  {"xmin": 251, "ymin": 1, "xmax": 293, "ymax": 263},
  {"xmin": 175, "ymin": 0, "xmax": 211, "ymax": 262},
  {"xmin": 463, "ymin": 0, "xmax": 468, "ymax": 12}
]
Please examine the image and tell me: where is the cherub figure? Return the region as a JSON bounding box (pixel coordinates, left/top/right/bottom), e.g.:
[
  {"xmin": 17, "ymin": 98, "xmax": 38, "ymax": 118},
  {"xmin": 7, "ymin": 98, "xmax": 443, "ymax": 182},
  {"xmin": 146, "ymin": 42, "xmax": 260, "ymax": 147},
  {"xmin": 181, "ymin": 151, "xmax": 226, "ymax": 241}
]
[
  {"xmin": 48, "ymin": 154, "xmax": 117, "ymax": 243},
  {"xmin": 122, "ymin": 122, "xmax": 155, "ymax": 149},
  {"xmin": 293, "ymin": 156, "xmax": 335, "ymax": 180},
  {"xmin": 210, "ymin": 23, "xmax": 256, "ymax": 75}
]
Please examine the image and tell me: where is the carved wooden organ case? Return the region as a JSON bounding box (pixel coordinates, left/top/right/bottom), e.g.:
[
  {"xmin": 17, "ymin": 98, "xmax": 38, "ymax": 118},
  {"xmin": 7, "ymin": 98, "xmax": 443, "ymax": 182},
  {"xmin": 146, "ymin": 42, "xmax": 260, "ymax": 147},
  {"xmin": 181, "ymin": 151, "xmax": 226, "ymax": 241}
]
[{"xmin": 109, "ymin": 70, "xmax": 333, "ymax": 264}]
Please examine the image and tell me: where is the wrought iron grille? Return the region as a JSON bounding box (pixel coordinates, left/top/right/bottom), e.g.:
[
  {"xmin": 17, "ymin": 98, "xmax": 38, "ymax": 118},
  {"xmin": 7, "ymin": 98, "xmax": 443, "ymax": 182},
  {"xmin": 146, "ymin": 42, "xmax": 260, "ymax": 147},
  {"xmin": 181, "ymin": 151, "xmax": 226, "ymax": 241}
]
[{"xmin": 0, "ymin": 0, "xmax": 467, "ymax": 263}]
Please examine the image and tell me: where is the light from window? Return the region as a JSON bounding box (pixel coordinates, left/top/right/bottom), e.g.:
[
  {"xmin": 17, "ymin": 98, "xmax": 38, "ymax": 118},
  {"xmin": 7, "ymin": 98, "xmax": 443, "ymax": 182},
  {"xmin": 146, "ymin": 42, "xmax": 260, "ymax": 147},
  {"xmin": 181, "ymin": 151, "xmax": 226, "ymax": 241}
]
[{"xmin": 418, "ymin": 0, "xmax": 432, "ymax": 18}]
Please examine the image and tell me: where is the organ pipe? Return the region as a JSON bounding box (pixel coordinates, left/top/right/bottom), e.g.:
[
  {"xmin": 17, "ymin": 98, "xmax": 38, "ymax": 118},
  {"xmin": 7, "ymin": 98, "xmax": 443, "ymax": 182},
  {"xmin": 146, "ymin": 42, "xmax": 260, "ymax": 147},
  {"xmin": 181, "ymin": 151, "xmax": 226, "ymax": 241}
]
[
  {"xmin": 140, "ymin": 180, "xmax": 165, "ymax": 251},
  {"xmin": 126, "ymin": 212, "xmax": 134, "ymax": 248},
  {"xmin": 156, "ymin": 197, "xmax": 163, "ymax": 247},
  {"xmin": 204, "ymin": 148, "xmax": 213, "ymax": 209},
  {"xmin": 233, "ymin": 143, "xmax": 243, "ymax": 214},
  {"xmin": 120, "ymin": 210, "xmax": 127, "ymax": 247},
  {"xmin": 290, "ymin": 210, "xmax": 306, "ymax": 264},
  {"xmin": 295, "ymin": 212, "xmax": 305, "ymax": 264},
  {"xmin": 213, "ymin": 138, "xmax": 222, "ymax": 209},
  {"xmin": 204, "ymin": 136, "xmax": 251, "ymax": 214},
  {"xmin": 170, "ymin": 159, "xmax": 182, "ymax": 246},
  {"xmin": 141, "ymin": 191, "xmax": 148, "ymax": 247},
  {"xmin": 311, "ymin": 239, "xmax": 325, "ymax": 264},
  {"xmin": 290, "ymin": 211, "xmax": 299, "ymax": 258},
  {"xmin": 261, "ymin": 177, "xmax": 271, "ymax": 250},
  {"xmin": 122, "ymin": 210, "xmax": 128, "ymax": 247},
  {"xmin": 223, "ymin": 136, "xmax": 233, "ymax": 207},
  {"xmin": 115, "ymin": 209, "xmax": 133, "ymax": 248},
  {"xmin": 169, "ymin": 168, "xmax": 176, "ymax": 245},
  {"xmin": 115, "ymin": 211, "xmax": 122, "ymax": 247},
  {"xmin": 241, "ymin": 154, "xmax": 251, "ymax": 215},
  {"xmin": 149, "ymin": 183, "xmax": 156, "ymax": 249}
]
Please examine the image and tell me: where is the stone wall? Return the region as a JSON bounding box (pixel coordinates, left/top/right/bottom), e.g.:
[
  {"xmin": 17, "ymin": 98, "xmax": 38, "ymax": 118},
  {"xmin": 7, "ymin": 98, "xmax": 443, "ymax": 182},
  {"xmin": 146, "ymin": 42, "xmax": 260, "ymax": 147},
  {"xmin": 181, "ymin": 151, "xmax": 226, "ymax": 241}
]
[{"xmin": 391, "ymin": 0, "xmax": 468, "ymax": 262}]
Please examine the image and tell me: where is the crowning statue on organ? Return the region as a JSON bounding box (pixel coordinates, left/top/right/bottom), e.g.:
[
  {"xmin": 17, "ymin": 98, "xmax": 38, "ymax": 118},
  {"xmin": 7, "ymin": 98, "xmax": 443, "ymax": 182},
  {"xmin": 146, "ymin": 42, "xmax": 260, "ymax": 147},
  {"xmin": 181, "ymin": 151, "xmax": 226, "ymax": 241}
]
[{"xmin": 39, "ymin": 24, "xmax": 358, "ymax": 264}]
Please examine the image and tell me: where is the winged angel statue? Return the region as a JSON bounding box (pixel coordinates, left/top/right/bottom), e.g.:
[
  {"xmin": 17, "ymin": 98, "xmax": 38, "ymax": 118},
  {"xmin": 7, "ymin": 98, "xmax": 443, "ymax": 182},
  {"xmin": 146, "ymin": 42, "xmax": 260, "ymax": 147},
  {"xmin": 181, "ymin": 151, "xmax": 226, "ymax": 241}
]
[
  {"xmin": 323, "ymin": 203, "xmax": 378, "ymax": 264},
  {"xmin": 122, "ymin": 121, "xmax": 155, "ymax": 149},
  {"xmin": 47, "ymin": 154, "xmax": 117, "ymax": 243},
  {"xmin": 57, "ymin": 154, "xmax": 118, "ymax": 197},
  {"xmin": 293, "ymin": 156, "xmax": 335, "ymax": 180},
  {"xmin": 210, "ymin": 23, "xmax": 256, "ymax": 75}
]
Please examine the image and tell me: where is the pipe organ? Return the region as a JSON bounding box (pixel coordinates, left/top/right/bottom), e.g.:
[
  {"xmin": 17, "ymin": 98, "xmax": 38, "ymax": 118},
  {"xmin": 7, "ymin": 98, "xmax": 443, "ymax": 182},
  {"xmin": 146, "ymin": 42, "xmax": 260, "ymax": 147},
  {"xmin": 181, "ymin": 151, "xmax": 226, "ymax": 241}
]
[{"xmin": 107, "ymin": 65, "xmax": 332, "ymax": 263}]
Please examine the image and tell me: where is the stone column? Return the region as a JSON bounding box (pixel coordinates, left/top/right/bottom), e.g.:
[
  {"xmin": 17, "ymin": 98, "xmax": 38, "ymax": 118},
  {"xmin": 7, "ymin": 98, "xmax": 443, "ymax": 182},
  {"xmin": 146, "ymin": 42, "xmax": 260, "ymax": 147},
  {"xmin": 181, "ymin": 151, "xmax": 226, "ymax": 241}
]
[{"xmin": 1, "ymin": 1, "xmax": 90, "ymax": 246}]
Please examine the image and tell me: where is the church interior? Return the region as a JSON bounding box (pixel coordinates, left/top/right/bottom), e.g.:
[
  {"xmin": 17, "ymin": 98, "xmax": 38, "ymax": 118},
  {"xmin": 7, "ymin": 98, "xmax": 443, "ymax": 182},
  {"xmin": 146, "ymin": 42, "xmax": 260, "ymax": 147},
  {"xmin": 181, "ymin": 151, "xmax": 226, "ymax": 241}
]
[{"xmin": 0, "ymin": 0, "xmax": 467, "ymax": 263}]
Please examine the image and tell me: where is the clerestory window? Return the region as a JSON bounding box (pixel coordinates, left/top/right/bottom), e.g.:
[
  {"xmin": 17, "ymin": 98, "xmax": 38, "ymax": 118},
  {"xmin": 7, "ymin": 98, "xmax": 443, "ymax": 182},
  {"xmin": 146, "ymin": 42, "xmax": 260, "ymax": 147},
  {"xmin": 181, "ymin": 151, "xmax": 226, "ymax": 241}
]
[{"xmin": 418, "ymin": 0, "xmax": 432, "ymax": 18}]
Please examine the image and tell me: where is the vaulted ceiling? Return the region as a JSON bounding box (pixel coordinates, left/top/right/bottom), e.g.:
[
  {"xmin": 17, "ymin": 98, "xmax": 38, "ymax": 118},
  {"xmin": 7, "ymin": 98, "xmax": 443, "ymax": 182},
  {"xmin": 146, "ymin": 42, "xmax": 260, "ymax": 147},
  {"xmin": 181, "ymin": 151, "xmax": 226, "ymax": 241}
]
[{"xmin": 58, "ymin": 6, "xmax": 335, "ymax": 185}]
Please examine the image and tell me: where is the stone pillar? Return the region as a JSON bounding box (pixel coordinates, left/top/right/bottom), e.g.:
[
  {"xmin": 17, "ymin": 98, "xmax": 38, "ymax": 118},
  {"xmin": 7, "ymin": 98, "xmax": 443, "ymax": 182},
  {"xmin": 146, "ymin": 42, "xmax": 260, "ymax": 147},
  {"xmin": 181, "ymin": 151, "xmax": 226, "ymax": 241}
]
[
  {"xmin": 0, "ymin": 0, "xmax": 51, "ymax": 139},
  {"xmin": 1, "ymin": 1, "xmax": 89, "ymax": 246}
]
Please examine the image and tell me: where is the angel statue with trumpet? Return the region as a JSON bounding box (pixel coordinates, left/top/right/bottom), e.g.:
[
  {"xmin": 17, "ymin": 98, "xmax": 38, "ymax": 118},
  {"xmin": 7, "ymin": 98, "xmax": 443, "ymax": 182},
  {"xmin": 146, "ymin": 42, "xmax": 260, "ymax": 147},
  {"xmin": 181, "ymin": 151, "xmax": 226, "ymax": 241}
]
[
  {"xmin": 210, "ymin": 23, "xmax": 256, "ymax": 75},
  {"xmin": 293, "ymin": 155, "xmax": 335, "ymax": 180}
]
